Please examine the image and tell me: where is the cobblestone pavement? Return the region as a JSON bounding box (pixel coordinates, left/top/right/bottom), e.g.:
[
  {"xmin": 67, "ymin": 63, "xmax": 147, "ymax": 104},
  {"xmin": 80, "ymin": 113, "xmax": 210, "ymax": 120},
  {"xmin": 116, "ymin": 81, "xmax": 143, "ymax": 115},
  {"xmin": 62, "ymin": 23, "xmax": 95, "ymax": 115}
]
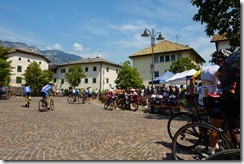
[{"xmin": 0, "ymin": 96, "xmax": 175, "ymax": 160}]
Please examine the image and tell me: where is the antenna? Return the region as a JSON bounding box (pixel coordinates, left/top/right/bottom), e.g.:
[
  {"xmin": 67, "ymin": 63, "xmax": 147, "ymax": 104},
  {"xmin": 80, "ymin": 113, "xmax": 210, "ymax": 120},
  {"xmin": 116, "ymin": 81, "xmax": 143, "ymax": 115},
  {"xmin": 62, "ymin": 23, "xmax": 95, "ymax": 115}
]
[
  {"xmin": 176, "ymin": 35, "xmax": 180, "ymax": 43},
  {"xmin": 97, "ymin": 49, "xmax": 101, "ymax": 58}
]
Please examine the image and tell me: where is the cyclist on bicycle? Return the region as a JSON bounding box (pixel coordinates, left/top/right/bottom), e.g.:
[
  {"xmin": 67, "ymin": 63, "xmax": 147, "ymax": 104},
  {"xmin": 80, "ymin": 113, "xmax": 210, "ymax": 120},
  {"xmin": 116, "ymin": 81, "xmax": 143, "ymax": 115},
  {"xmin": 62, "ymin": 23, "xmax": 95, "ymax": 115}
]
[
  {"xmin": 108, "ymin": 87, "xmax": 118, "ymax": 109},
  {"xmin": 74, "ymin": 88, "xmax": 80, "ymax": 103},
  {"xmin": 22, "ymin": 84, "xmax": 31, "ymax": 107},
  {"xmin": 41, "ymin": 82, "xmax": 54, "ymax": 110},
  {"xmin": 190, "ymin": 49, "xmax": 231, "ymax": 155}
]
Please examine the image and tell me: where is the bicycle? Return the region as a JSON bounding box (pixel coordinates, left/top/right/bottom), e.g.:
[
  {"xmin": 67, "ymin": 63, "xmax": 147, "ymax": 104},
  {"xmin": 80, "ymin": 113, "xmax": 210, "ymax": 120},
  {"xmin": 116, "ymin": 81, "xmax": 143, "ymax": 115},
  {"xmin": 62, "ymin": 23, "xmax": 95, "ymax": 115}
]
[
  {"xmin": 171, "ymin": 120, "xmax": 240, "ymax": 160},
  {"xmin": 67, "ymin": 93, "xmax": 84, "ymax": 104},
  {"xmin": 38, "ymin": 96, "xmax": 54, "ymax": 111},
  {"xmin": 104, "ymin": 96, "xmax": 116, "ymax": 111},
  {"xmin": 25, "ymin": 95, "xmax": 31, "ymax": 108},
  {"xmin": 167, "ymin": 94, "xmax": 210, "ymax": 141}
]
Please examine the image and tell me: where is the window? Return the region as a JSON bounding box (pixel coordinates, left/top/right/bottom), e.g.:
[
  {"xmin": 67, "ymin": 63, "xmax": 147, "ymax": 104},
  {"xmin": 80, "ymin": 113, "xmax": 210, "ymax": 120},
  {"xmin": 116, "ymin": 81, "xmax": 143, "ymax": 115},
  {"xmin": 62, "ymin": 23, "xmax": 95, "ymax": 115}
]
[
  {"xmin": 93, "ymin": 66, "xmax": 97, "ymax": 72},
  {"xmin": 39, "ymin": 62, "xmax": 41, "ymax": 64},
  {"xmin": 61, "ymin": 69, "xmax": 66, "ymax": 73},
  {"xmin": 165, "ymin": 55, "xmax": 170, "ymax": 62},
  {"xmin": 28, "ymin": 59, "xmax": 30, "ymax": 62},
  {"xmin": 78, "ymin": 79, "xmax": 81, "ymax": 83},
  {"xmin": 116, "ymin": 69, "xmax": 119, "ymax": 73},
  {"xmin": 93, "ymin": 78, "xmax": 96, "ymax": 83},
  {"xmin": 54, "ymin": 78, "xmax": 56, "ymax": 82},
  {"xmin": 16, "ymin": 77, "xmax": 22, "ymax": 83},
  {"xmin": 160, "ymin": 56, "xmax": 164, "ymax": 62},
  {"xmin": 85, "ymin": 78, "xmax": 88, "ymax": 83},
  {"xmin": 106, "ymin": 78, "xmax": 109, "ymax": 83},
  {"xmin": 61, "ymin": 79, "xmax": 64, "ymax": 84},
  {"xmin": 171, "ymin": 55, "xmax": 176, "ymax": 61},
  {"xmin": 154, "ymin": 56, "xmax": 159, "ymax": 63},
  {"xmin": 106, "ymin": 67, "xmax": 109, "ymax": 72},
  {"xmin": 85, "ymin": 67, "xmax": 88, "ymax": 72},
  {"xmin": 19, "ymin": 58, "xmax": 21, "ymax": 61},
  {"xmin": 17, "ymin": 65, "xmax": 22, "ymax": 72},
  {"xmin": 177, "ymin": 54, "xmax": 182, "ymax": 59},
  {"xmin": 154, "ymin": 71, "xmax": 159, "ymax": 78}
]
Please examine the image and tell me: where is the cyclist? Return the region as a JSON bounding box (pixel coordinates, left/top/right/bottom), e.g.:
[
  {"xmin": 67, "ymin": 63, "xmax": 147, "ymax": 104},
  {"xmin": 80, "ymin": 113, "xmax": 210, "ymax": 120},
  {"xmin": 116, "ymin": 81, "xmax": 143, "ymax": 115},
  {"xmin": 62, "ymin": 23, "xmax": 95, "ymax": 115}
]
[
  {"xmin": 22, "ymin": 84, "xmax": 31, "ymax": 107},
  {"xmin": 216, "ymin": 50, "xmax": 240, "ymax": 148},
  {"xmin": 74, "ymin": 88, "xmax": 80, "ymax": 103},
  {"xmin": 108, "ymin": 87, "xmax": 118, "ymax": 110},
  {"xmin": 41, "ymin": 82, "xmax": 54, "ymax": 110},
  {"xmin": 190, "ymin": 49, "xmax": 231, "ymax": 155}
]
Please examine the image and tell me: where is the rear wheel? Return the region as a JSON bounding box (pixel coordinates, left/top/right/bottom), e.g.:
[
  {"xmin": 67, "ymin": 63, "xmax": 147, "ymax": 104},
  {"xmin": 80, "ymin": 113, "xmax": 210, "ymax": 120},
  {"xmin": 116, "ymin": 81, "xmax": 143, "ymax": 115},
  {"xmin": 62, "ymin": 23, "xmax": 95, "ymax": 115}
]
[{"xmin": 38, "ymin": 99, "xmax": 46, "ymax": 111}]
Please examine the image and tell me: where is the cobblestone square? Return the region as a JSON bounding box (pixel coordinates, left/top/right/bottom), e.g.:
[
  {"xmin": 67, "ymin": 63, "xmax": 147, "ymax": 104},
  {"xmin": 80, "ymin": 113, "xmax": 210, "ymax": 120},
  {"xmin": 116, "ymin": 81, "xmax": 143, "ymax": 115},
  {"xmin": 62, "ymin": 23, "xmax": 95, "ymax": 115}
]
[{"xmin": 0, "ymin": 97, "xmax": 174, "ymax": 160}]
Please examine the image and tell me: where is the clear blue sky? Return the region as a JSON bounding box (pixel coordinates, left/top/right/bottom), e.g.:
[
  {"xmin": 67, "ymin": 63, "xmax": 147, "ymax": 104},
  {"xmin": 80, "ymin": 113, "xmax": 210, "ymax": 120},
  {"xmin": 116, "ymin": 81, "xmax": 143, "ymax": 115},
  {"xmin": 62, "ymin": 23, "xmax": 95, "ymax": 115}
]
[{"xmin": 0, "ymin": 0, "xmax": 218, "ymax": 65}]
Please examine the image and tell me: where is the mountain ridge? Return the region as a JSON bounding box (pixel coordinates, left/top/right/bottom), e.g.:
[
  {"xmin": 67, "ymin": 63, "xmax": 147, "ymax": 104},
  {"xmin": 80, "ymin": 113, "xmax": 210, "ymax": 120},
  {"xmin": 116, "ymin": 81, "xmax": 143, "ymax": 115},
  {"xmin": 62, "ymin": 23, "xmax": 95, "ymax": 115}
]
[{"xmin": 0, "ymin": 40, "xmax": 82, "ymax": 64}]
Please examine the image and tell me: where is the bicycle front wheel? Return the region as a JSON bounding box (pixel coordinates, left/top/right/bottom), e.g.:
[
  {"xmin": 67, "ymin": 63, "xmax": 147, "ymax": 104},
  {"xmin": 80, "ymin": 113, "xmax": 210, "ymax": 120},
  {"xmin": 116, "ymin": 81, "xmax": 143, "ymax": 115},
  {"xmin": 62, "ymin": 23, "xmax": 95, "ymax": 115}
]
[
  {"xmin": 172, "ymin": 122, "xmax": 232, "ymax": 160},
  {"xmin": 67, "ymin": 96, "xmax": 75, "ymax": 104},
  {"xmin": 50, "ymin": 99, "xmax": 54, "ymax": 111},
  {"xmin": 206, "ymin": 149, "xmax": 240, "ymax": 160}
]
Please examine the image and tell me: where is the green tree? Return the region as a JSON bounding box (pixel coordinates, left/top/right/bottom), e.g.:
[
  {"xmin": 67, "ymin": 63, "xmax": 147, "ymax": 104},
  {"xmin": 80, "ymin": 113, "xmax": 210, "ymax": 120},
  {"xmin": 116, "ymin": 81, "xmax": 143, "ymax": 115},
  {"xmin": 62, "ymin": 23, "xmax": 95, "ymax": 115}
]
[
  {"xmin": 0, "ymin": 46, "xmax": 13, "ymax": 86},
  {"xmin": 168, "ymin": 57, "xmax": 197, "ymax": 74},
  {"xmin": 115, "ymin": 61, "xmax": 143, "ymax": 89},
  {"xmin": 23, "ymin": 61, "xmax": 54, "ymax": 94},
  {"xmin": 65, "ymin": 64, "xmax": 86, "ymax": 89},
  {"xmin": 191, "ymin": 0, "xmax": 240, "ymax": 50}
]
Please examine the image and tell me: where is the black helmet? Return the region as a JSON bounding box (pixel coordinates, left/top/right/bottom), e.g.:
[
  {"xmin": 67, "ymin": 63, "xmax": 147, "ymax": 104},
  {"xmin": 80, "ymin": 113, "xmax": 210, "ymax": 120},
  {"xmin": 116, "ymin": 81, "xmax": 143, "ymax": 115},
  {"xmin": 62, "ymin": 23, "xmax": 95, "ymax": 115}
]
[{"xmin": 210, "ymin": 49, "xmax": 232, "ymax": 63}]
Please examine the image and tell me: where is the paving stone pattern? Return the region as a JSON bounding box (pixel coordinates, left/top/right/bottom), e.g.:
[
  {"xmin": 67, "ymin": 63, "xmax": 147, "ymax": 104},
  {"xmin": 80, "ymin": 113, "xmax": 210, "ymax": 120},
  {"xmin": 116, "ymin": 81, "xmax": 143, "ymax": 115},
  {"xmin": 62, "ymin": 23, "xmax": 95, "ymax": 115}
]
[{"xmin": 0, "ymin": 97, "xmax": 175, "ymax": 160}]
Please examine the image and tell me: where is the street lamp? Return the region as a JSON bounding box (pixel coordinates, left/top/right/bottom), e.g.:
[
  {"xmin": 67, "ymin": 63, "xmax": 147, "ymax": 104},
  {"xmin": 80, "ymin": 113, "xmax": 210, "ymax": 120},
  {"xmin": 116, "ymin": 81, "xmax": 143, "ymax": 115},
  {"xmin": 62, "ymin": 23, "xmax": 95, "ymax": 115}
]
[{"xmin": 141, "ymin": 28, "xmax": 165, "ymax": 91}]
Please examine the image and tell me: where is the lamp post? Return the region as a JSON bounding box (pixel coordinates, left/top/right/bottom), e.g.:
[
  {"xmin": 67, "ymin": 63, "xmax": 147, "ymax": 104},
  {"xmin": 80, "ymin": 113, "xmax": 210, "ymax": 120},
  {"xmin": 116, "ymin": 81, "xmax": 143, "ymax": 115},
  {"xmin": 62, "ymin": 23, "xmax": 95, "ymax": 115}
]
[{"xmin": 141, "ymin": 28, "xmax": 165, "ymax": 91}]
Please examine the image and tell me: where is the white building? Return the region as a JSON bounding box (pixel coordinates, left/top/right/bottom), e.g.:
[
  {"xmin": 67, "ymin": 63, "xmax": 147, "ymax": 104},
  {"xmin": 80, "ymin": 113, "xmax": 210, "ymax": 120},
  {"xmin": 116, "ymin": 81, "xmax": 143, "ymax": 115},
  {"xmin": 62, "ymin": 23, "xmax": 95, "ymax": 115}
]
[
  {"xmin": 7, "ymin": 49, "xmax": 51, "ymax": 87},
  {"xmin": 52, "ymin": 55, "xmax": 122, "ymax": 91}
]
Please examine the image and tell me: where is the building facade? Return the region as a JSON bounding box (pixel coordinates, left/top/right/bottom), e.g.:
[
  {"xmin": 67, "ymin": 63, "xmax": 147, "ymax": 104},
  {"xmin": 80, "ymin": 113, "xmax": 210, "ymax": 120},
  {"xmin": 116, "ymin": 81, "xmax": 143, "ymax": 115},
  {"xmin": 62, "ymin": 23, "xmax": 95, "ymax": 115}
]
[
  {"xmin": 129, "ymin": 40, "xmax": 205, "ymax": 87},
  {"xmin": 52, "ymin": 56, "xmax": 122, "ymax": 91},
  {"xmin": 7, "ymin": 49, "xmax": 51, "ymax": 87}
]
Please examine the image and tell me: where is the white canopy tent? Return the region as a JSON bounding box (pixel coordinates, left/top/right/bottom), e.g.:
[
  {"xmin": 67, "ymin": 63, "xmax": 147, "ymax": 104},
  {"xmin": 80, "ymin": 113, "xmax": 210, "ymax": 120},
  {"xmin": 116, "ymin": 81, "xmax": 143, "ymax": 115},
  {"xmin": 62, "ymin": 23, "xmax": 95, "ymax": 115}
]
[
  {"xmin": 165, "ymin": 69, "xmax": 197, "ymax": 85},
  {"xmin": 149, "ymin": 71, "xmax": 174, "ymax": 84}
]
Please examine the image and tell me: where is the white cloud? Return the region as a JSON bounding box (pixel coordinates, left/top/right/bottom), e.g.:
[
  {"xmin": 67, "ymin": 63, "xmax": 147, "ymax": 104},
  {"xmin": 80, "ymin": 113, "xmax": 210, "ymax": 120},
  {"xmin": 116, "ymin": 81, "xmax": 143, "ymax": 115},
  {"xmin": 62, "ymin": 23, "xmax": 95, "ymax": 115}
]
[
  {"xmin": 46, "ymin": 44, "xmax": 63, "ymax": 50},
  {"xmin": 73, "ymin": 43, "xmax": 84, "ymax": 51}
]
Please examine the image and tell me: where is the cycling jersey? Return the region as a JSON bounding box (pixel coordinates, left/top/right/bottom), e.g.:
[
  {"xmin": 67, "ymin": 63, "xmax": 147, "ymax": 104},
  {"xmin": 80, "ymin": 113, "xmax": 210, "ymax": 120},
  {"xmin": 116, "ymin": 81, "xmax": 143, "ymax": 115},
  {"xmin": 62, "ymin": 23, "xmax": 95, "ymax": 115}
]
[
  {"xmin": 23, "ymin": 86, "xmax": 31, "ymax": 96},
  {"xmin": 41, "ymin": 84, "xmax": 53, "ymax": 97}
]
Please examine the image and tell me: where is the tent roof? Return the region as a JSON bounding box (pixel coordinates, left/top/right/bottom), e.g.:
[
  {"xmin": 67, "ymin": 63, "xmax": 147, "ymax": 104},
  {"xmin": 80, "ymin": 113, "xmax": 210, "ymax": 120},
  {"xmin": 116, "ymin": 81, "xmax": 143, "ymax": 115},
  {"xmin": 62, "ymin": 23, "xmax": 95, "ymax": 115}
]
[
  {"xmin": 165, "ymin": 69, "xmax": 197, "ymax": 84},
  {"xmin": 149, "ymin": 71, "xmax": 174, "ymax": 84}
]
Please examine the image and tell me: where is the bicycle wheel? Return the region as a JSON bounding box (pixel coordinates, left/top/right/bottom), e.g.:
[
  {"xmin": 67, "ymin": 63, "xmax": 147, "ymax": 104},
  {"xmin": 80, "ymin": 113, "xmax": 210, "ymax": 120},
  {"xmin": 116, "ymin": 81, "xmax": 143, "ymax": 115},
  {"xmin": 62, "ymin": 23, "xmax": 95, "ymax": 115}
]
[
  {"xmin": 117, "ymin": 99, "xmax": 124, "ymax": 109},
  {"xmin": 109, "ymin": 102, "xmax": 115, "ymax": 111},
  {"xmin": 172, "ymin": 122, "xmax": 233, "ymax": 160},
  {"xmin": 167, "ymin": 112, "xmax": 194, "ymax": 141},
  {"xmin": 26, "ymin": 98, "xmax": 30, "ymax": 108},
  {"xmin": 206, "ymin": 149, "xmax": 240, "ymax": 160},
  {"xmin": 67, "ymin": 96, "xmax": 75, "ymax": 104},
  {"xmin": 130, "ymin": 102, "xmax": 138, "ymax": 111},
  {"xmin": 78, "ymin": 96, "xmax": 84, "ymax": 104},
  {"xmin": 104, "ymin": 100, "xmax": 109, "ymax": 109},
  {"xmin": 50, "ymin": 99, "xmax": 54, "ymax": 111},
  {"xmin": 38, "ymin": 99, "xmax": 46, "ymax": 111}
]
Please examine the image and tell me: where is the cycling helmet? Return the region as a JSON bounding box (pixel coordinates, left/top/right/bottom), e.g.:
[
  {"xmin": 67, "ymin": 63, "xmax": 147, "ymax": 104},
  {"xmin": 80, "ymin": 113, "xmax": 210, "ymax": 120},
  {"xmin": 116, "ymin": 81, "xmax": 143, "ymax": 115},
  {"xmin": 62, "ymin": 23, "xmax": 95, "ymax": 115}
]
[
  {"xmin": 210, "ymin": 49, "xmax": 232, "ymax": 63},
  {"xmin": 48, "ymin": 81, "xmax": 53, "ymax": 85}
]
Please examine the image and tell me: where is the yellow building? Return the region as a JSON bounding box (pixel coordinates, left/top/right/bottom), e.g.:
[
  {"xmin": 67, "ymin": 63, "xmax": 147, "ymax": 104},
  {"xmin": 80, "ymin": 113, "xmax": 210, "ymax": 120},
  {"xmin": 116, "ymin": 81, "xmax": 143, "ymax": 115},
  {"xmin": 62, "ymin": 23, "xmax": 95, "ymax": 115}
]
[{"xmin": 129, "ymin": 40, "xmax": 205, "ymax": 86}]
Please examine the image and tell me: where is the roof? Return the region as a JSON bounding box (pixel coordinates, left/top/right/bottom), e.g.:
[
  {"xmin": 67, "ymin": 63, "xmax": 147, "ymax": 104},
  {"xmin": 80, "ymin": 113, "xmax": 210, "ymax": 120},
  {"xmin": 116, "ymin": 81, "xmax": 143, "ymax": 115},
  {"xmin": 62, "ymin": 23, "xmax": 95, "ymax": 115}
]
[
  {"xmin": 129, "ymin": 40, "xmax": 205, "ymax": 62},
  {"xmin": 8, "ymin": 48, "xmax": 51, "ymax": 63},
  {"xmin": 58, "ymin": 56, "xmax": 122, "ymax": 67},
  {"xmin": 210, "ymin": 34, "xmax": 229, "ymax": 42}
]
